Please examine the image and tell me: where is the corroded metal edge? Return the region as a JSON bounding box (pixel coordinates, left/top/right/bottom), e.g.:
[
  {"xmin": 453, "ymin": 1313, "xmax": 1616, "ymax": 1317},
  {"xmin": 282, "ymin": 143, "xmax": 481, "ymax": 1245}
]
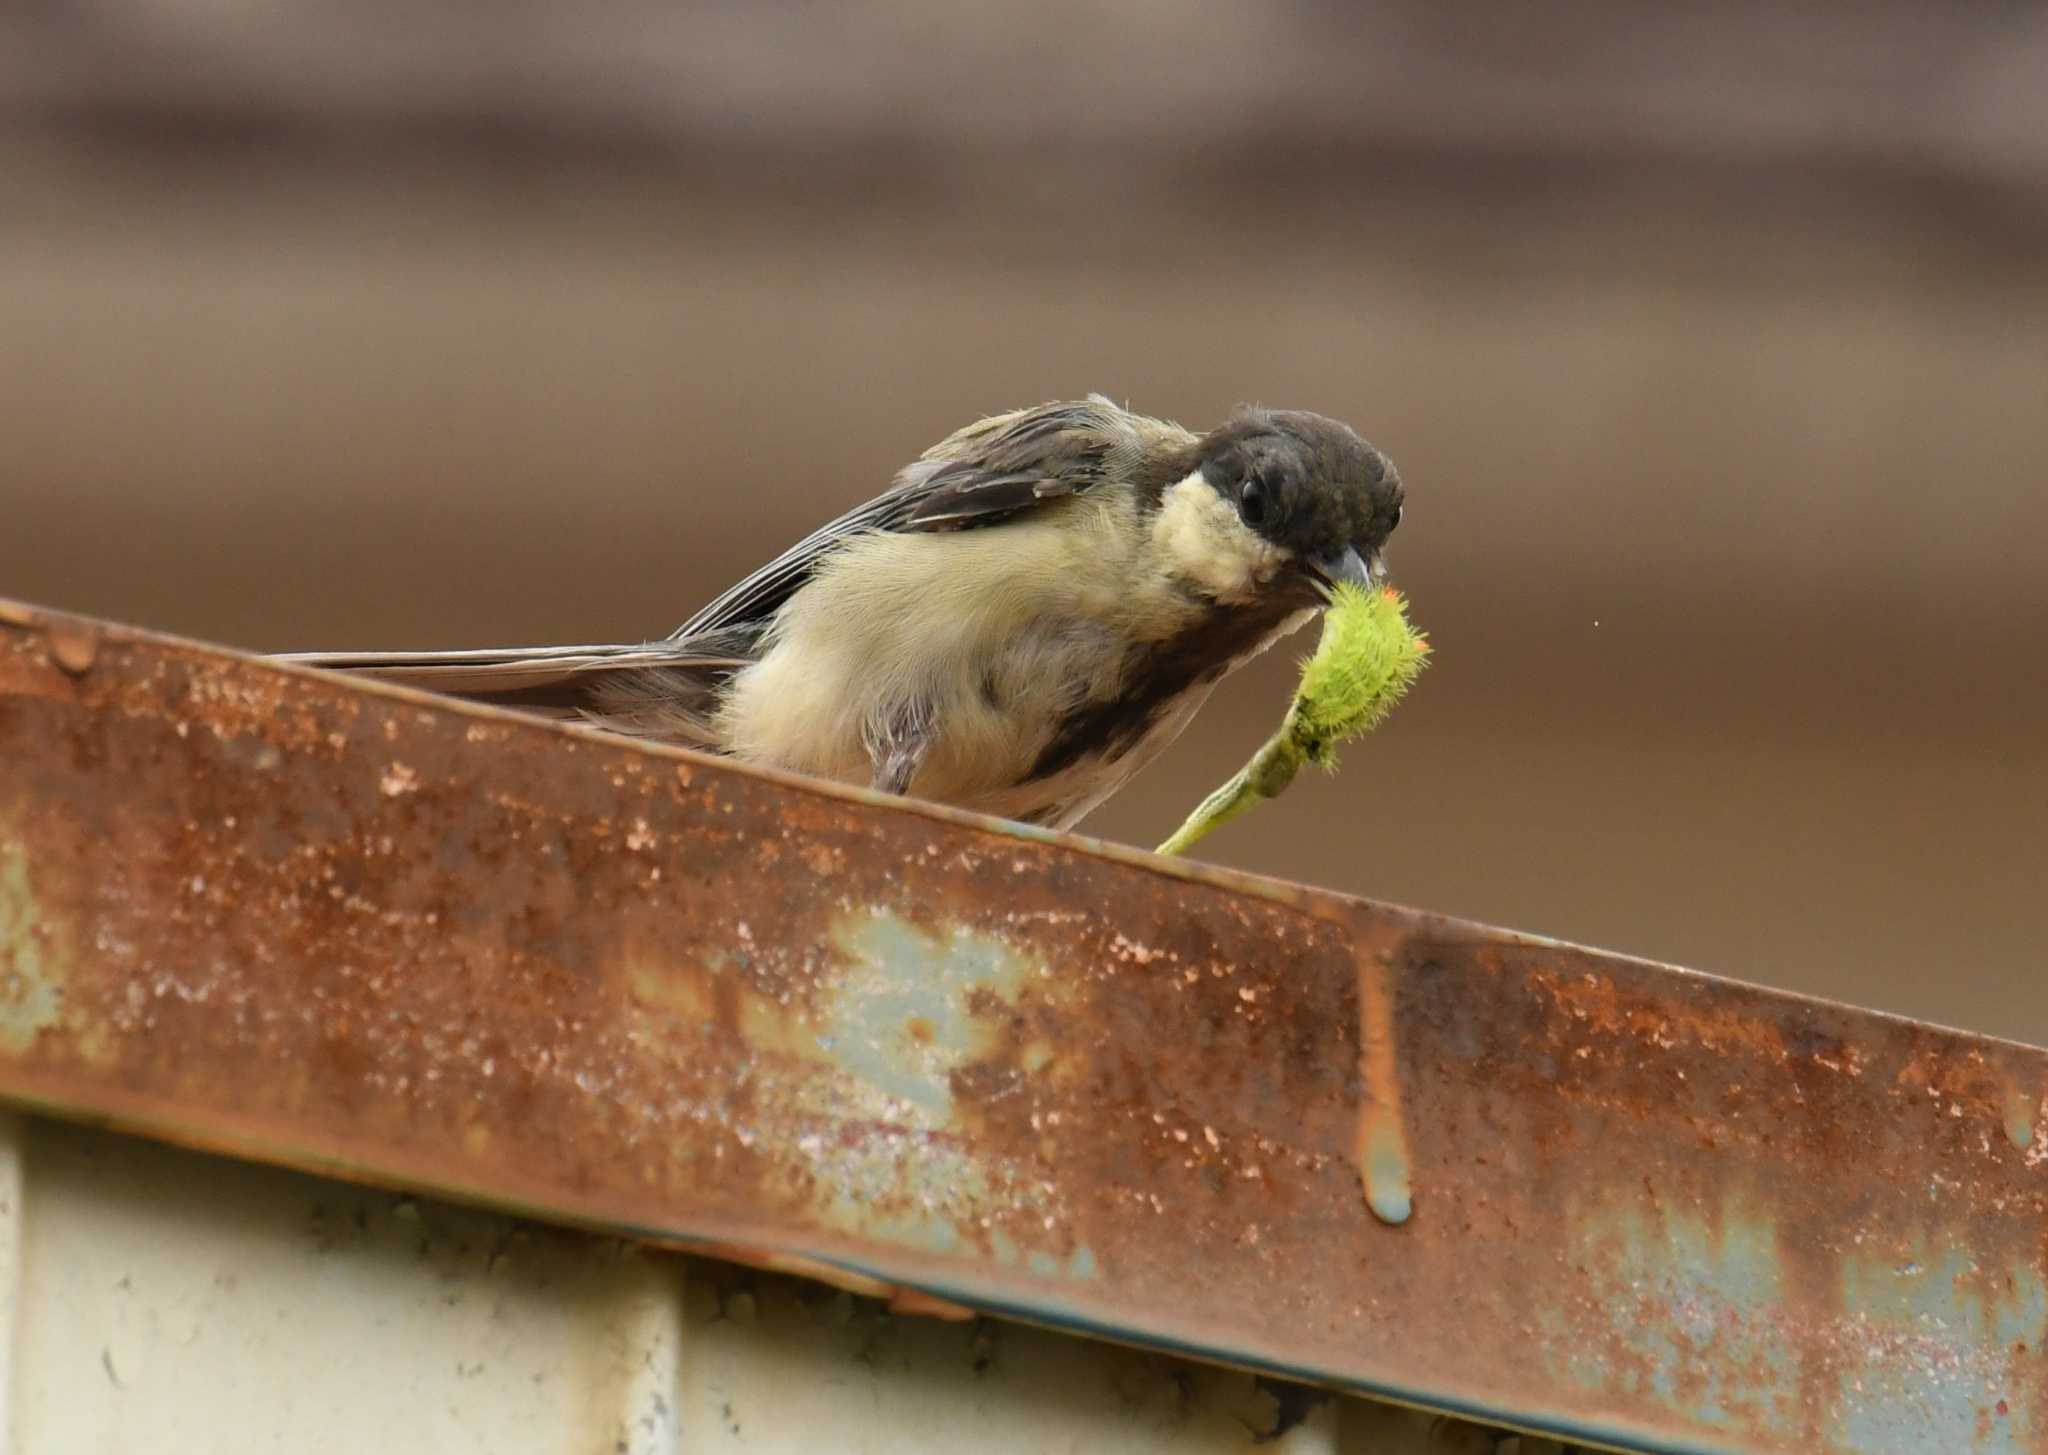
[{"xmin": 2, "ymin": 597, "xmax": 2044, "ymax": 1455}]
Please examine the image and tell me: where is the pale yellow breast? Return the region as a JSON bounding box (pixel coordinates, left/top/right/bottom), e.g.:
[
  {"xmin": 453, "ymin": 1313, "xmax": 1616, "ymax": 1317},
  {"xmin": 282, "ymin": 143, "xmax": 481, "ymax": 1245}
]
[
  {"xmin": 716, "ymin": 492, "xmax": 1189, "ymax": 792},
  {"xmin": 713, "ymin": 477, "xmax": 1306, "ymax": 823}
]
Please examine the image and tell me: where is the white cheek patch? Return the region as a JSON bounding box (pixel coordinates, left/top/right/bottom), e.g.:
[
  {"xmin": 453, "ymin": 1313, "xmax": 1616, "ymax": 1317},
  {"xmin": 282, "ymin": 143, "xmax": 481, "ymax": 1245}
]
[{"xmin": 1151, "ymin": 473, "xmax": 1288, "ymax": 603}]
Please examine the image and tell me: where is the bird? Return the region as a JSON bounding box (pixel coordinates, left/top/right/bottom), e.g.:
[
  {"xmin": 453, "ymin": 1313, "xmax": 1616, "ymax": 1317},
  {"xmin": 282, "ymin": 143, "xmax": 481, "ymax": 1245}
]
[{"xmin": 282, "ymin": 396, "xmax": 1405, "ymax": 830}]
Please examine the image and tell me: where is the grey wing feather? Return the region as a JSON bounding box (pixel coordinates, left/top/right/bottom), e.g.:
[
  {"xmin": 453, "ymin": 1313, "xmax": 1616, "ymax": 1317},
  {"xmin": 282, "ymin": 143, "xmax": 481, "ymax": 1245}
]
[
  {"xmin": 674, "ymin": 396, "xmax": 1170, "ymax": 637},
  {"xmin": 671, "ymin": 490, "xmax": 918, "ymax": 640},
  {"xmin": 274, "ymin": 641, "xmax": 747, "ymax": 697},
  {"xmin": 279, "ymin": 626, "xmax": 763, "ymax": 746}
]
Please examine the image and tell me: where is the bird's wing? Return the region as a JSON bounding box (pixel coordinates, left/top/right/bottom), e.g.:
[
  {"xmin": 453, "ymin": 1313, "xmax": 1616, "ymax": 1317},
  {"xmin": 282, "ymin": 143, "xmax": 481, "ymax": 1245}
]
[{"xmin": 674, "ymin": 396, "xmax": 1188, "ymax": 637}]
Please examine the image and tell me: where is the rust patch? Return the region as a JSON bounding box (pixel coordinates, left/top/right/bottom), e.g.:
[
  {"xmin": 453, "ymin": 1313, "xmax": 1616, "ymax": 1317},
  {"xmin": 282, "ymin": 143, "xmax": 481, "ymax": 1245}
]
[
  {"xmin": 1528, "ymin": 964, "xmax": 1802, "ymax": 1068},
  {"xmin": 45, "ymin": 619, "xmax": 99, "ymax": 675},
  {"xmin": 887, "ymin": 1285, "xmax": 977, "ymax": 1321}
]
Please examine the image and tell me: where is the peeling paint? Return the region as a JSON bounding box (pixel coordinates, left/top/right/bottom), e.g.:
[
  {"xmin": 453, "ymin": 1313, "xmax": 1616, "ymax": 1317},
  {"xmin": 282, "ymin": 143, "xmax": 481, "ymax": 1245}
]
[
  {"xmin": 823, "ymin": 908, "xmax": 1033, "ymax": 1118},
  {"xmin": 1838, "ymin": 1244, "xmax": 2047, "ymax": 1455},
  {"xmin": 1548, "ymin": 1198, "xmax": 1803, "ymax": 1444},
  {"xmin": 0, "ymin": 843, "xmax": 64, "ymax": 1053}
]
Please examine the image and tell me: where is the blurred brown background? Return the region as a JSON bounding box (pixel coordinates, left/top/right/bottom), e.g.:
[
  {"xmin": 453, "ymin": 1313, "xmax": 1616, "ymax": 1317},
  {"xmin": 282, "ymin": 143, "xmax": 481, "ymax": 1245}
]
[{"xmin": 3, "ymin": 3, "xmax": 2044, "ymax": 1040}]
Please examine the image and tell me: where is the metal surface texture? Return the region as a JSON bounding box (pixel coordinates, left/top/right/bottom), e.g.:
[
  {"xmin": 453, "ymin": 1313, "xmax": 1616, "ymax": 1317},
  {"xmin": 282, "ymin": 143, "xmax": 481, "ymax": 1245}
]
[{"xmin": 0, "ymin": 597, "xmax": 2042, "ymax": 1455}]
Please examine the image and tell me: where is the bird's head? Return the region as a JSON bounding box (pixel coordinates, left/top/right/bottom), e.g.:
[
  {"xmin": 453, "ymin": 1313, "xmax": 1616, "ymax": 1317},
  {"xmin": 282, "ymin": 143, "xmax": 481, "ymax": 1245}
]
[{"xmin": 1154, "ymin": 407, "xmax": 1404, "ymax": 609}]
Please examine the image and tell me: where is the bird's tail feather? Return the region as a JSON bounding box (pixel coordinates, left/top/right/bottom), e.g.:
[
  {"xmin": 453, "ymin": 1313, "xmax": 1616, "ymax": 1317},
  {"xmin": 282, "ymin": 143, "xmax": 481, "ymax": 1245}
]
[{"xmin": 275, "ymin": 630, "xmax": 759, "ymax": 751}]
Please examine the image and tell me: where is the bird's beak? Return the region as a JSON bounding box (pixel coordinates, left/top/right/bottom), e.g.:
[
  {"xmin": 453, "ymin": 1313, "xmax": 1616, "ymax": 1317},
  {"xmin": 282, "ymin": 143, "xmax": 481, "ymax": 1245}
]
[{"xmin": 1306, "ymin": 545, "xmax": 1375, "ymax": 603}]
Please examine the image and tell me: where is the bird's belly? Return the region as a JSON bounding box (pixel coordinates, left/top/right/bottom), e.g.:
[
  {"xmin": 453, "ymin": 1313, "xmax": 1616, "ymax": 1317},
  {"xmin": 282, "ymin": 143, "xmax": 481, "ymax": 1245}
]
[
  {"xmin": 955, "ymin": 688, "xmax": 1216, "ymax": 829},
  {"xmin": 903, "ymin": 617, "xmax": 1142, "ymax": 813},
  {"xmin": 718, "ymin": 565, "xmax": 1312, "ymax": 828},
  {"xmin": 938, "ymin": 602, "xmax": 1316, "ymax": 828},
  {"xmin": 717, "ymin": 608, "xmax": 1133, "ymax": 804}
]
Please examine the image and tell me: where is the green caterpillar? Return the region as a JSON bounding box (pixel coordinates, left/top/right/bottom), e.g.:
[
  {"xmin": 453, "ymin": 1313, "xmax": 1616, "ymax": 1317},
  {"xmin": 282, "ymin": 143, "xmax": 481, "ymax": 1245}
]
[{"xmin": 1158, "ymin": 585, "xmax": 1430, "ymax": 858}]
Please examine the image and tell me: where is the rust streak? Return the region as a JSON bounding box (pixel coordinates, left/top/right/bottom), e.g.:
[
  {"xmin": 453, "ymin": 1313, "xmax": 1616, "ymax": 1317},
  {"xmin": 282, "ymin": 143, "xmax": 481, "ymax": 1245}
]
[
  {"xmin": 45, "ymin": 620, "xmax": 98, "ymax": 675},
  {"xmin": 1354, "ymin": 946, "xmax": 1412, "ymax": 1226}
]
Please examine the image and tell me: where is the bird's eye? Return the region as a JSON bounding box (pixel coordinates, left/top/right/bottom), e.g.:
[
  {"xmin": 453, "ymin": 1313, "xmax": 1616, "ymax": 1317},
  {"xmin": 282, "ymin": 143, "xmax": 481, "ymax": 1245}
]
[{"xmin": 1240, "ymin": 478, "xmax": 1268, "ymax": 526}]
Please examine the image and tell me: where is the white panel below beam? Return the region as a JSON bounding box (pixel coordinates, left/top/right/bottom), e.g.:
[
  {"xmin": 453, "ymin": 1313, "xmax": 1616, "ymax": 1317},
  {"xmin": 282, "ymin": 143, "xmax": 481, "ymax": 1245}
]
[{"xmin": 0, "ymin": 1119, "xmax": 1536, "ymax": 1455}]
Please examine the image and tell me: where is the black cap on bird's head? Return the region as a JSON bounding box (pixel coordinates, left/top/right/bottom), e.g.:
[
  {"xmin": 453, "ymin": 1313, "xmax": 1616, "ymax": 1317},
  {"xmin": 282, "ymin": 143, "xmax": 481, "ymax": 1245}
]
[{"xmin": 1195, "ymin": 407, "xmax": 1404, "ymax": 602}]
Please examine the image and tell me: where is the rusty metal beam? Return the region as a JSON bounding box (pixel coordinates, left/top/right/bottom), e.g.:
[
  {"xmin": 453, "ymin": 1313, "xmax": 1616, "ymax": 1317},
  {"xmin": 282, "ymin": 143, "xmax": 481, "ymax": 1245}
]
[{"xmin": 0, "ymin": 597, "xmax": 2042, "ymax": 1454}]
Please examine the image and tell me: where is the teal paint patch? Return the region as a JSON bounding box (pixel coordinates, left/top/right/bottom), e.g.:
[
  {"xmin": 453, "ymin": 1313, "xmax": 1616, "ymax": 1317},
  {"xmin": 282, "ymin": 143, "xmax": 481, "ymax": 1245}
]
[
  {"xmin": 734, "ymin": 908, "xmax": 1100, "ymax": 1281},
  {"xmin": 825, "ymin": 908, "xmax": 1035, "ymax": 1117},
  {"xmin": 1837, "ymin": 1244, "xmax": 2047, "ymax": 1455},
  {"xmin": 757, "ymin": 906, "xmax": 1030, "ymax": 1260},
  {"xmin": 0, "ymin": 842, "xmax": 64, "ymax": 1052},
  {"xmin": 987, "ymin": 1230, "xmax": 1100, "ymax": 1282},
  {"xmin": 1546, "ymin": 1193, "xmax": 2048, "ymax": 1454},
  {"xmin": 1361, "ymin": 1116, "xmax": 1412, "ymax": 1226},
  {"xmin": 859, "ymin": 1212, "xmax": 961, "ymax": 1256},
  {"xmin": 1542, "ymin": 1201, "xmax": 1804, "ymax": 1443}
]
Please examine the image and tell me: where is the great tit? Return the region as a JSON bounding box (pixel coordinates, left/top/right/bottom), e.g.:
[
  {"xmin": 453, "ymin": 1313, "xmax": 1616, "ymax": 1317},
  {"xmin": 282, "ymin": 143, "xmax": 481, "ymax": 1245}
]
[{"xmin": 286, "ymin": 397, "xmax": 1405, "ymax": 829}]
